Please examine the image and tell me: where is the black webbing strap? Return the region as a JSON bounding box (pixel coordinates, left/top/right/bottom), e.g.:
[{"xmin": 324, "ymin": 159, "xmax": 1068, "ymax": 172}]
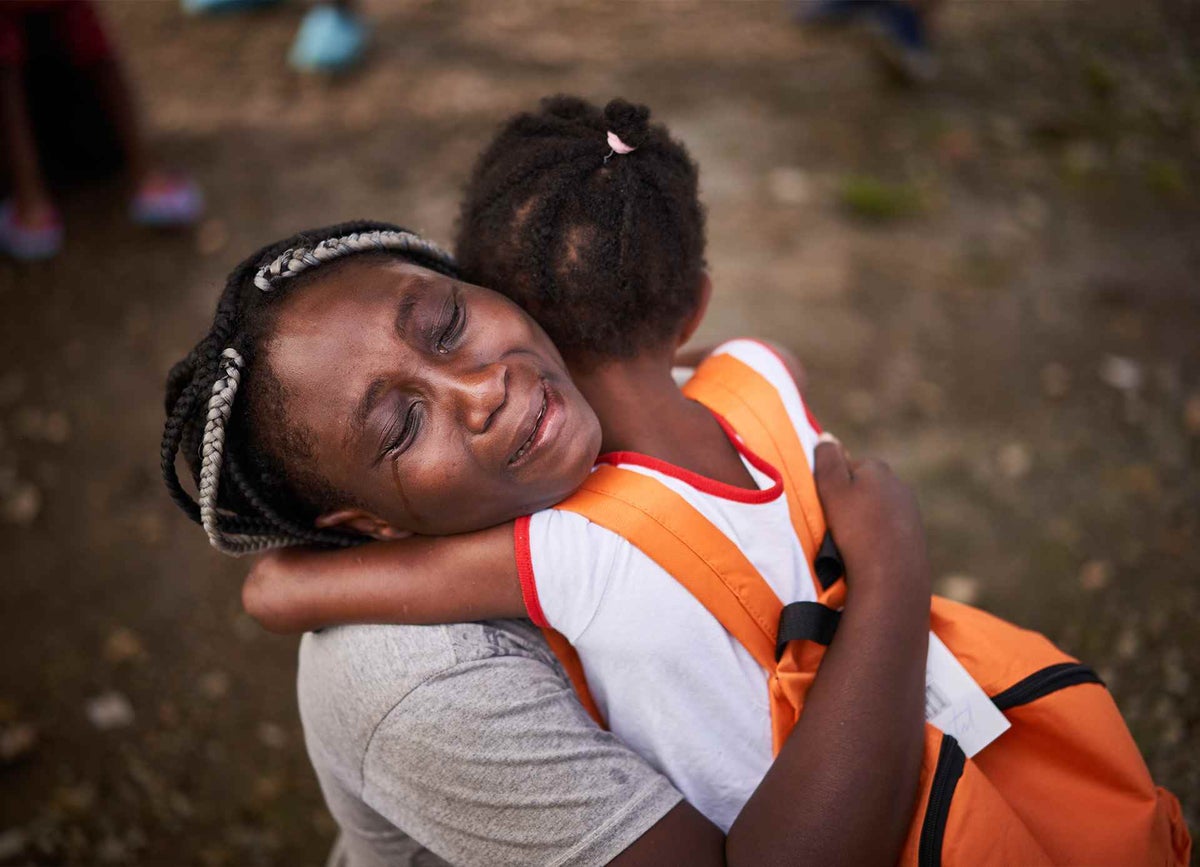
[
  {"xmin": 776, "ymin": 601, "xmax": 841, "ymax": 661},
  {"xmin": 814, "ymin": 530, "xmax": 845, "ymax": 590}
]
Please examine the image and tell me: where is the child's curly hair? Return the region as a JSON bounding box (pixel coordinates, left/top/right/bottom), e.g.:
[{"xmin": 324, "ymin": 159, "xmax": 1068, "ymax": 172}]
[{"xmin": 455, "ymin": 96, "xmax": 707, "ymax": 370}]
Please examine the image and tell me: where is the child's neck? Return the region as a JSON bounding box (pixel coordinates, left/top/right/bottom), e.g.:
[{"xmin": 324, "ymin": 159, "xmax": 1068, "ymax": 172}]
[{"xmin": 572, "ymin": 352, "xmax": 758, "ymax": 491}]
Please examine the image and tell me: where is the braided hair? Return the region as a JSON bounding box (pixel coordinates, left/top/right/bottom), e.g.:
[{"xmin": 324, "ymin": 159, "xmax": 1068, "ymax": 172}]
[
  {"xmin": 161, "ymin": 220, "xmax": 458, "ymax": 556},
  {"xmin": 455, "ymin": 96, "xmax": 707, "ymax": 370}
]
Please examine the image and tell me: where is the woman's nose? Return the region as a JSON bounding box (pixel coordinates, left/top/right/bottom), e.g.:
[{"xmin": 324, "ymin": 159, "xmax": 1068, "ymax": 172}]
[{"xmin": 451, "ymin": 362, "xmax": 508, "ymax": 434}]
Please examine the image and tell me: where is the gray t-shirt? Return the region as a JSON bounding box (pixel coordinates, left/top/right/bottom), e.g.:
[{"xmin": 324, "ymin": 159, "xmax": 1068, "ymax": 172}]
[{"xmin": 298, "ymin": 619, "xmax": 683, "ymax": 867}]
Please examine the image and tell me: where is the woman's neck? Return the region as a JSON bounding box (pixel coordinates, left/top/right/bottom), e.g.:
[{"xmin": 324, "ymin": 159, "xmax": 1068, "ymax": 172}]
[{"xmin": 572, "ymin": 354, "xmax": 758, "ymax": 490}]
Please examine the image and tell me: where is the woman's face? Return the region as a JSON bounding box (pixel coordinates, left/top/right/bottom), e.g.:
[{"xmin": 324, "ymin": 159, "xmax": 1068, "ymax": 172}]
[{"xmin": 264, "ymin": 258, "xmax": 602, "ymax": 537}]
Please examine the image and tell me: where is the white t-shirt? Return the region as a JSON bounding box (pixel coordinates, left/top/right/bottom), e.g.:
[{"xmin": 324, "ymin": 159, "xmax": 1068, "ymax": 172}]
[{"xmin": 515, "ymin": 339, "xmax": 824, "ymax": 831}]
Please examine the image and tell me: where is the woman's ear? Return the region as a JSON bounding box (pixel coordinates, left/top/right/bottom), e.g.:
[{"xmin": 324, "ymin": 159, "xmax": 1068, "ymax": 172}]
[
  {"xmin": 315, "ymin": 508, "xmax": 412, "ymax": 541},
  {"xmin": 677, "ymin": 271, "xmax": 713, "ymax": 349}
]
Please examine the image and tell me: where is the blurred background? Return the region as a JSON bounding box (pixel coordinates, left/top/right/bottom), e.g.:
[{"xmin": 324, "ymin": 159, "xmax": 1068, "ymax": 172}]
[{"xmin": 1, "ymin": 0, "xmax": 1197, "ymax": 864}]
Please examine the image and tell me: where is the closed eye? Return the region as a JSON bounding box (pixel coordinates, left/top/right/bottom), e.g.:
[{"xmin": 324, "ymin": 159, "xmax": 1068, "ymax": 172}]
[
  {"xmin": 436, "ymin": 296, "xmax": 466, "ymax": 354},
  {"xmin": 379, "ymin": 402, "xmax": 422, "ymax": 460}
]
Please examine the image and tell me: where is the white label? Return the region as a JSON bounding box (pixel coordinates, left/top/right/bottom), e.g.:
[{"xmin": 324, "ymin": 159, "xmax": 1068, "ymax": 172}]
[{"xmin": 924, "ymin": 633, "xmax": 1010, "ymax": 757}]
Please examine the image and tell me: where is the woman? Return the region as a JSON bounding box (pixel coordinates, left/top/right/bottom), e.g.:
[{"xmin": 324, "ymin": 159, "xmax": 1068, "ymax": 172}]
[{"xmin": 161, "ymin": 222, "xmax": 931, "ymax": 866}]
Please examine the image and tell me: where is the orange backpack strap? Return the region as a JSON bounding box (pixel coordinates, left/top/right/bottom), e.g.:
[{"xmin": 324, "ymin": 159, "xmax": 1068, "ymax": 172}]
[
  {"xmin": 682, "ymin": 351, "xmax": 827, "ymax": 569},
  {"xmin": 559, "ymin": 465, "xmax": 783, "ymax": 673},
  {"xmin": 554, "ymin": 465, "xmax": 832, "ymax": 753},
  {"xmin": 543, "ymin": 467, "xmax": 838, "ymax": 753}
]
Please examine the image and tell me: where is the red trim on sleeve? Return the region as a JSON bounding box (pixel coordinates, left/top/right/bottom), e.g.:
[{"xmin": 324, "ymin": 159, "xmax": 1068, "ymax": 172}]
[
  {"xmin": 803, "ymin": 403, "xmax": 823, "ymax": 435},
  {"xmin": 513, "ymin": 516, "xmax": 549, "ymax": 628}
]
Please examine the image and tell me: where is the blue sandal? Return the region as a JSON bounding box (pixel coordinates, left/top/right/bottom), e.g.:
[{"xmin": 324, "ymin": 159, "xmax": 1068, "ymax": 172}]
[{"xmin": 288, "ymin": 5, "xmax": 368, "ymax": 73}]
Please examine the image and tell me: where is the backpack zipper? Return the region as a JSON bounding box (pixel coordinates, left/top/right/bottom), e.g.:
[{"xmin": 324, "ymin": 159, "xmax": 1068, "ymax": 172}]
[
  {"xmin": 915, "ymin": 662, "xmax": 1103, "ymax": 866},
  {"xmin": 918, "ymin": 733, "xmax": 966, "ymax": 867},
  {"xmin": 990, "ymin": 662, "xmax": 1103, "ymax": 712}
]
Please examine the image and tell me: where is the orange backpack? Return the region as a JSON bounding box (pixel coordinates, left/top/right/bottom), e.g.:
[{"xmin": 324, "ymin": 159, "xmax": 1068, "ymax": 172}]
[{"xmin": 541, "ymin": 351, "xmax": 1190, "ymax": 866}]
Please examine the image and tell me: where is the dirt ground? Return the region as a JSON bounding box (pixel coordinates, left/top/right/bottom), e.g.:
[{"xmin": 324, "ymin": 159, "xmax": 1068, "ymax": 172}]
[{"xmin": 0, "ymin": 1, "xmax": 1197, "ymax": 864}]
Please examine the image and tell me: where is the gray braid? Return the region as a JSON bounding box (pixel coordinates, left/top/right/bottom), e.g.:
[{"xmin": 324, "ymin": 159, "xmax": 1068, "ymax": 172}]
[
  {"xmin": 198, "ymin": 348, "xmax": 290, "ymax": 555},
  {"xmin": 253, "ymin": 229, "xmax": 455, "ymax": 292}
]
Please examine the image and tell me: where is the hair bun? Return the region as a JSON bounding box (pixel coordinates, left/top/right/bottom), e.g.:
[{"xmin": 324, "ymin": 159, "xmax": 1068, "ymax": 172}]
[
  {"xmin": 540, "ymin": 94, "xmax": 592, "ymax": 121},
  {"xmin": 603, "ymin": 99, "xmax": 651, "ymax": 149}
]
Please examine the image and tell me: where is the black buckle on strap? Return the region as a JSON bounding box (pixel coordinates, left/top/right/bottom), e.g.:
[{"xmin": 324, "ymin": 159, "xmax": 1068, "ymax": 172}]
[
  {"xmin": 814, "ymin": 531, "xmax": 844, "ymax": 590},
  {"xmin": 776, "ymin": 601, "xmax": 841, "ymax": 661}
]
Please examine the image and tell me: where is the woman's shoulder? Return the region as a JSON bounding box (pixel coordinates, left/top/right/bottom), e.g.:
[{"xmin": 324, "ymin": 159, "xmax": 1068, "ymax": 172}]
[
  {"xmin": 299, "ymin": 623, "xmax": 682, "ymax": 867},
  {"xmin": 300, "ymin": 619, "xmax": 552, "ymax": 683},
  {"xmin": 298, "ymin": 621, "xmax": 557, "ymax": 730}
]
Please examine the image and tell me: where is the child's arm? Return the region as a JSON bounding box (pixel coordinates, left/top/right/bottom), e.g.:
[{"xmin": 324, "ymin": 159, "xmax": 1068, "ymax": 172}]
[
  {"xmin": 756, "ymin": 340, "xmax": 807, "ymax": 393},
  {"xmin": 242, "ymin": 522, "xmax": 524, "ymax": 634},
  {"xmin": 676, "ymin": 340, "xmax": 807, "ymax": 394}
]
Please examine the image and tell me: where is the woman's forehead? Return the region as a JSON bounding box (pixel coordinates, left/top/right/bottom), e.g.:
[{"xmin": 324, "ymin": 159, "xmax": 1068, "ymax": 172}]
[
  {"xmin": 283, "ymin": 258, "xmax": 453, "ymax": 312},
  {"xmin": 263, "ymin": 260, "xmax": 445, "ymax": 385}
]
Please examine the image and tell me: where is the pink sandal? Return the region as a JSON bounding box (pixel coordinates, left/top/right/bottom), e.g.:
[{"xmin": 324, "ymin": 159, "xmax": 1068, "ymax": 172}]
[
  {"xmin": 130, "ymin": 175, "xmax": 204, "ymax": 227},
  {"xmin": 0, "ymin": 201, "xmax": 63, "ymax": 261}
]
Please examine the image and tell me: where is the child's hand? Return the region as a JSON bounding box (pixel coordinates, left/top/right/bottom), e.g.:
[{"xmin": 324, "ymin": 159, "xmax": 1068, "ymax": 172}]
[
  {"xmin": 813, "ymin": 434, "xmax": 931, "ymax": 603},
  {"xmin": 242, "ymin": 548, "xmax": 313, "ymax": 633}
]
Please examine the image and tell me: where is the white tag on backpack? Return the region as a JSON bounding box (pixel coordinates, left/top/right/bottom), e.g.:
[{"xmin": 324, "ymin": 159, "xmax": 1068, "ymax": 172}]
[{"xmin": 924, "ymin": 633, "xmax": 1010, "ymax": 757}]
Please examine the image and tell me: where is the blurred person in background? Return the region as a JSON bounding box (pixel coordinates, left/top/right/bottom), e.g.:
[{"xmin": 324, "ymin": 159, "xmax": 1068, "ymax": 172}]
[
  {"xmin": 797, "ymin": 0, "xmax": 942, "ymax": 83},
  {"xmin": 182, "ymin": 0, "xmax": 369, "ymax": 74},
  {"xmin": 0, "ymin": 0, "xmax": 203, "ymax": 261}
]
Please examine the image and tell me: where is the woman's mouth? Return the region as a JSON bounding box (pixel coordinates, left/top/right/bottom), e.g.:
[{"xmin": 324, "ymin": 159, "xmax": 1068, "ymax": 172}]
[{"xmin": 508, "ymin": 383, "xmax": 556, "ymax": 466}]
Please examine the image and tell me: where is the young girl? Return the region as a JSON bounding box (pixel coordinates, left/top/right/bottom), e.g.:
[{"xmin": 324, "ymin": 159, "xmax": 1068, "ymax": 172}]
[{"xmin": 239, "ymin": 98, "xmax": 1189, "ymax": 866}]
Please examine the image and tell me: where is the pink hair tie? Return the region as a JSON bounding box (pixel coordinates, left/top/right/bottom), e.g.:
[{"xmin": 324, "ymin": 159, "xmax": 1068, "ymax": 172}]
[
  {"xmin": 606, "ymin": 131, "xmax": 636, "ymax": 154},
  {"xmin": 604, "ymin": 130, "xmax": 637, "ymax": 163}
]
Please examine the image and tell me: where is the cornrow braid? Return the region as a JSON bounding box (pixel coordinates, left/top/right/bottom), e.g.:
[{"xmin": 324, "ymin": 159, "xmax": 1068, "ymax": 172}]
[
  {"xmin": 455, "ymin": 96, "xmax": 707, "ymax": 370},
  {"xmin": 161, "ymin": 220, "xmax": 458, "ymax": 556},
  {"xmin": 253, "ymin": 229, "xmax": 456, "ymax": 292}
]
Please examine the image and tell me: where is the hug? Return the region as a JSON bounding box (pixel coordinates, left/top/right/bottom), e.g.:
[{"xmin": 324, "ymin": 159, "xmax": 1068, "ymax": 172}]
[{"xmin": 162, "ymin": 96, "xmax": 1190, "ymax": 866}]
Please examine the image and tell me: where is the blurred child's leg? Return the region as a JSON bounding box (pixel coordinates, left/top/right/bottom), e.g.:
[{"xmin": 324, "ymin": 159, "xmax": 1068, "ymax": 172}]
[
  {"xmin": 72, "ymin": 2, "xmax": 202, "ymax": 225},
  {"xmin": 0, "ymin": 66, "xmax": 55, "ymax": 226},
  {"xmin": 91, "ymin": 59, "xmax": 149, "ymax": 190},
  {"xmin": 0, "ymin": 14, "xmax": 62, "ymax": 260}
]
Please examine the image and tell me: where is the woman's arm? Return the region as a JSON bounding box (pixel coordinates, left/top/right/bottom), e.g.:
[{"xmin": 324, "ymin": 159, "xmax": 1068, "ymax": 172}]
[
  {"xmin": 726, "ymin": 439, "xmax": 930, "ymax": 866},
  {"xmin": 615, "ymin": 439, "xmax": 930, "ymax": 867},
  {"xmin": 242, "ymin": 522, "xmax": 525, "ymax": 633}
]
